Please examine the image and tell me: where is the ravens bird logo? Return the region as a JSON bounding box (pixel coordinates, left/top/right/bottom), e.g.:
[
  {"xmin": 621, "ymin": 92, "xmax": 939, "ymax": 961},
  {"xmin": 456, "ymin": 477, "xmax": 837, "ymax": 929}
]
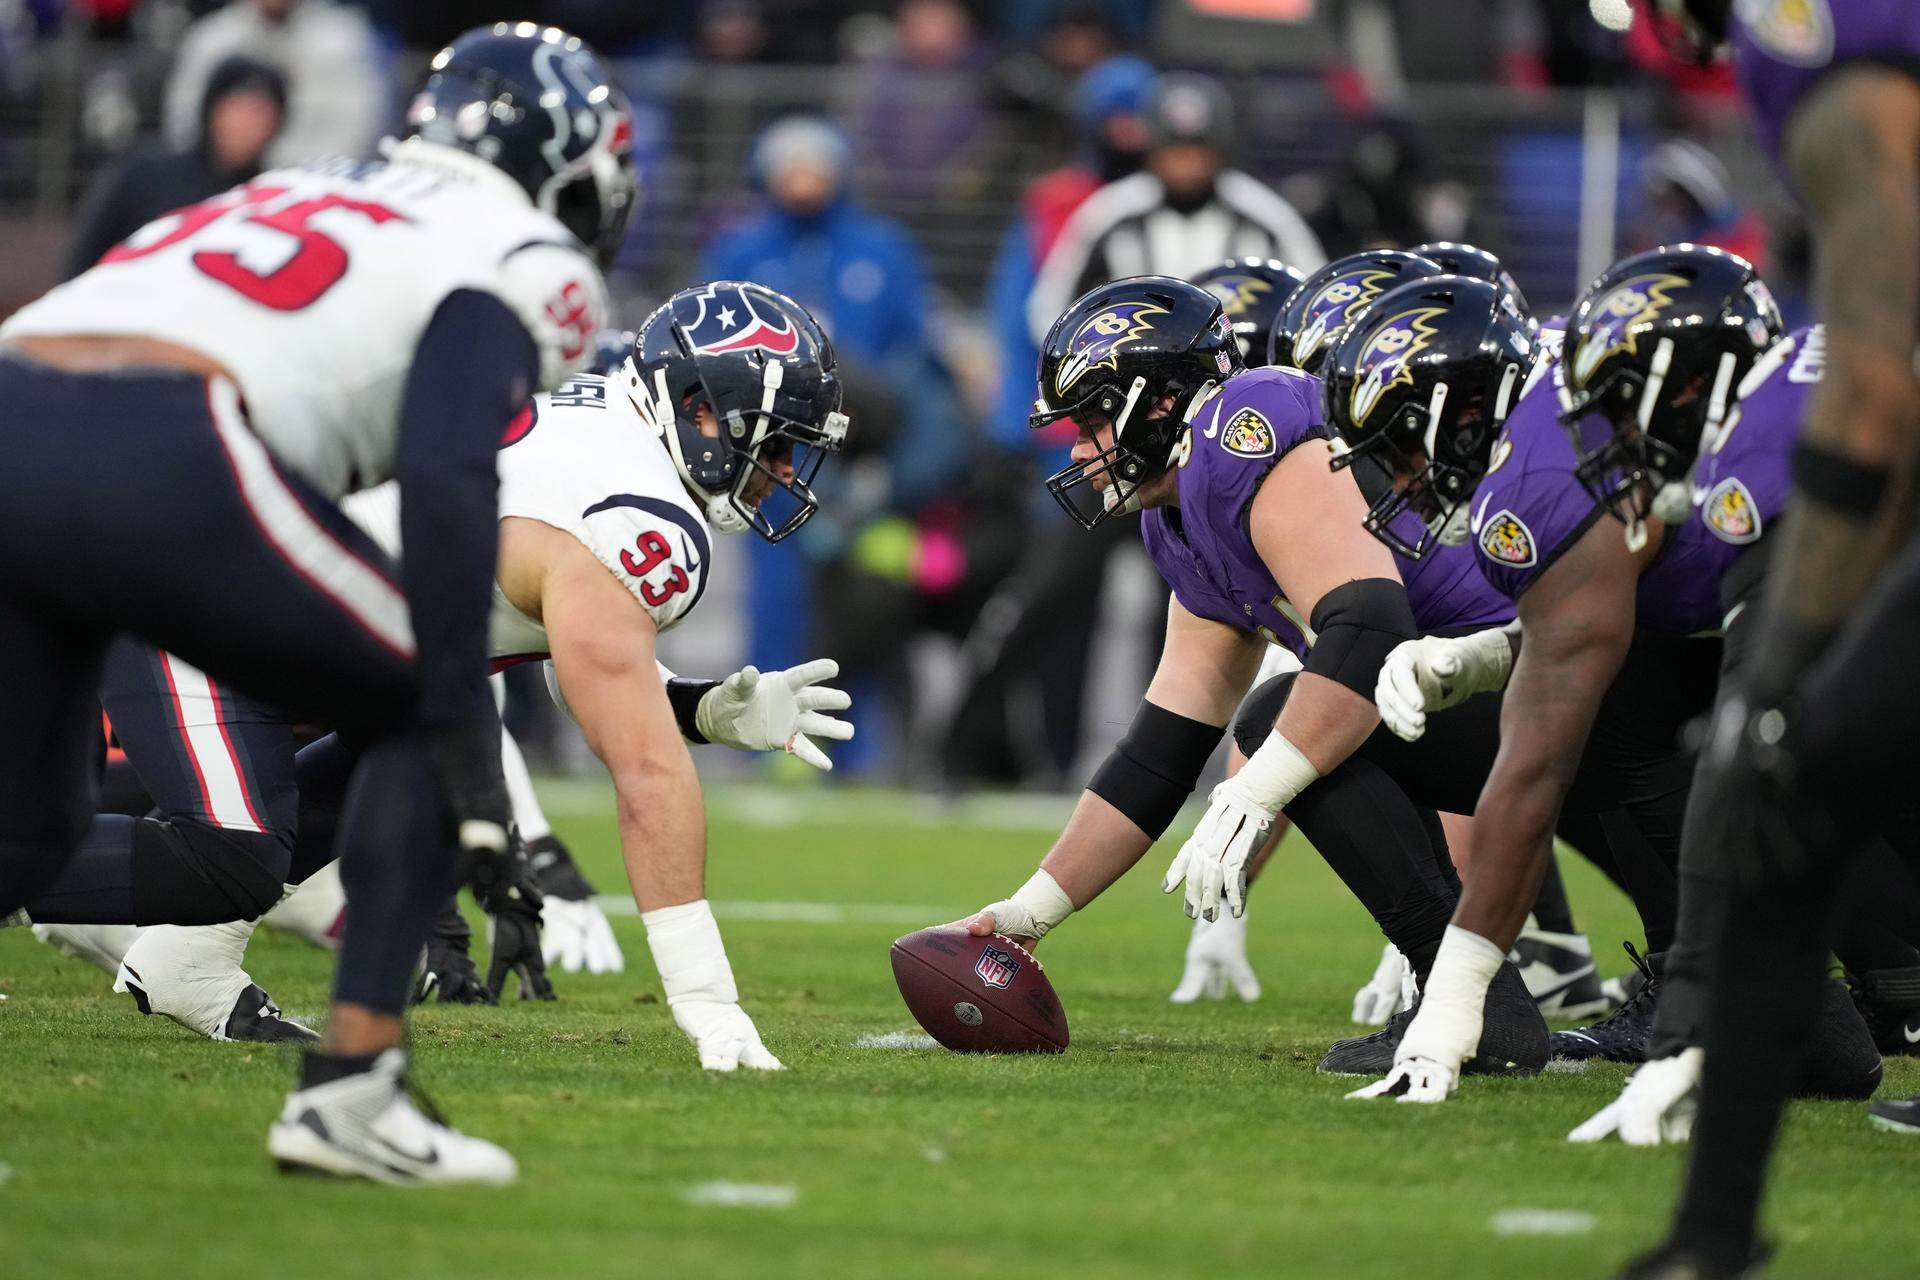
[{"xmin": 1055, "ymin": 302, "xmax": 1169, "ymax": 396}]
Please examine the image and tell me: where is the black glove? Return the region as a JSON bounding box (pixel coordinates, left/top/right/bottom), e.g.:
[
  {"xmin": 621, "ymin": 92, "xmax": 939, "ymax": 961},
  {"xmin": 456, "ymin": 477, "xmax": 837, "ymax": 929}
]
[
  {"xmin": 426, "ymin": 718, "xmax": 512, "ymax": 854},
  {"xmin": 527, "ymin": 833, "xmax": 597, "ymax": 902},
  {"xmin": 414, "ymin": 903, "xmax": 497, "ymax": 1006},
  {"xmin": 474, "ymin": 830, "xmax": 556, "ymax": 1002}
]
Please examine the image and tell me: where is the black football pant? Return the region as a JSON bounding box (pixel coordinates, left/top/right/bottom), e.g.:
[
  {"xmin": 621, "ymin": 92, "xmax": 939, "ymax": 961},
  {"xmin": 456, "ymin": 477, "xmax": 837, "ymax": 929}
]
[
  {"xmin": 1672, "ymin": 522, "xmax": 1920, "ymax": 1266},
  {"xmin": 0, "ymin": 360, "xmax": 463, "ymax": 1017},
  {"xmin": 1232, "ymin": 631, "xmax": 1711, "ymax": 982}
]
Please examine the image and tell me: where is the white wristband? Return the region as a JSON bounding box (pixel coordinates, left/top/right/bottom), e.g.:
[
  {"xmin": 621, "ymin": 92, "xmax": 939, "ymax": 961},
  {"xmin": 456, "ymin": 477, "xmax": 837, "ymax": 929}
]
[
  {"xmin": 1398, "ymin": 925, "xmax": 1505, "ymax": 1064},
  {"xmin": 1228, "ymin": 732, "xmax": 1320, "ymax": 814},
  {"xmin": 641, "ymin": 898, "xmax": 737, "ymax": 1006},
  {"xmin": 1010, "ymin": 869, "xmax": 1075, "ymax": 939}
]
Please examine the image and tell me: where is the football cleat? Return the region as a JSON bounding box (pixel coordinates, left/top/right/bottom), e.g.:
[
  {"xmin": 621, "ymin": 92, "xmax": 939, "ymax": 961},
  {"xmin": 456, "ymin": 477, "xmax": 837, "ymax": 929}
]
[
  {"xmin": 114, "ymin": 921, "xmax": 316, "ymax": 1042},
  {"xmin": 262, "ymin": 863, "xmax": 345, "ymax": 951},
  {"xmin": 32, "ymin": 921, "xmax": 139, "ymax": 974},
  {"xmin": 1868, "ymin": 1094, "xmax": 1920, "ymax": 1135},
  {"xmin": 1793, "ymin": 978, "xmax": 1882, "ymax": 1101},
  {"xmin": 1845, "ymin": 964, "xmax": 1920, "ymax": 1058},
  {"xmin": 1602, "ymin": 962, "xmax": 1650, "ymax": 1011},
  {"xmin": 1318, "ymin": 959, "xmax": 1549, "ymax": 1076},
  {"xmin": 269, "ymin": 1048, "xmax": 517, "ymax": 1185},
  {"xmin": 1551, "ymin": 943, "xmax": 1662, "ymax": 1063},
  {"xmin": 1511, "ymin": 923, "xmax": 1609, "ymax": 1020}
]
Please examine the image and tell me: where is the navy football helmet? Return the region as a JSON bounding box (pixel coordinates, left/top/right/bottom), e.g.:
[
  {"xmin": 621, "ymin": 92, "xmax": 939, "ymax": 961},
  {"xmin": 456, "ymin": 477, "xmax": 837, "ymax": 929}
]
[
  {"xmin": 1559, "ymin": 244, "xmax": 1783, "ymax": 533},
  {"xmin": 1322, "ymin": 276, "xmax": 1538, "ymax": 558},
  {"xmin": 1410, "ymin": 242, "xmax": 1530, "ymax": 321},
  {"xmin": 1031, "ymin": 276, "xmax": 1239, "ymax": 529},
  {"xmin": 1191, "ymin": 258, "xmax": 1308, "ymax": 367},
  {"xmin": 406, "ymin": 23, "xmax": 637, "ymax": 263},
  {"xmin": 625, "ymin": 282, "xmax": 848, "ymax": 543},
  {"xmin": 1268, "ymin": 250, "xmax": 1444, "ymax": 374}
]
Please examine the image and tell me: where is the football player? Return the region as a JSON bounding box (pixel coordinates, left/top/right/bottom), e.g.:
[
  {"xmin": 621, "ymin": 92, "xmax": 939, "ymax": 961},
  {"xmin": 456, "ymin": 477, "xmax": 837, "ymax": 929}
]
[
  {"xmin": 0, "ymin": 22, "xmax": 632, "ymax": 1182},
  {"xmin": 27, "ymin": 282, "xmax": 853, "ymax": 1072},
  {"xmin": 1607, "ymin": 7, "xmax": 1920, "ymax": 1274},
  {"xmin": 1341, "ymin": 249, "xmax": 1904, "ymax": 1117},
  {"xmin": 959, "ymin": 274, "xmax": 1556, "ymax": 1079}
]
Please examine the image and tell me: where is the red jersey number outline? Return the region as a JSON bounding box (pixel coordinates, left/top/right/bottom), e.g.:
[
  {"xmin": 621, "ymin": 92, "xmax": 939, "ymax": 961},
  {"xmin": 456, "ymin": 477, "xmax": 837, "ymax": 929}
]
[
  {"xmin": 619, "ymin": 530, "xmax": 692, "ymax": 607},
  {"xmin": 101, "ymin": 185, "xmax": 409, "ymax": 311}
]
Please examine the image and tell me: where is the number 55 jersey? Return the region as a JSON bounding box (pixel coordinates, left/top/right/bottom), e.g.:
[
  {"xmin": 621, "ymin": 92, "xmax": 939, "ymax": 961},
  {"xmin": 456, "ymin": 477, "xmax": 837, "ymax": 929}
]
[{"xmin": 0, "ymin": 147, "xmax": 608, "ymax": 498}]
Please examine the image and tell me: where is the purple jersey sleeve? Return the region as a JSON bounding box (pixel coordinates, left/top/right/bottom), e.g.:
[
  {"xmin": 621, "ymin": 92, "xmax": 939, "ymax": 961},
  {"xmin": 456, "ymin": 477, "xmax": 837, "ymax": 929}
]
[
  {"xmin": 1693, "ymin": 326, "xmax": 1819, "ymax": 547},
  {"xmin": 1734, "ymin": 0, "xmax": 1920, "ymax": 174}
]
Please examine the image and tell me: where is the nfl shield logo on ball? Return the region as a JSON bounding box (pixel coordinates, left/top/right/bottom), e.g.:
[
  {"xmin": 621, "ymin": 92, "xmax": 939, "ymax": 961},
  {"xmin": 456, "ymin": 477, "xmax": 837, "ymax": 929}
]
[
  {"xmin": 953, "ymin": 1001, "xmax": 984, "ymax": 1025},
  {"xmin": 975, "ymin": 945, "xmax": 1020, "ymax": 990}
]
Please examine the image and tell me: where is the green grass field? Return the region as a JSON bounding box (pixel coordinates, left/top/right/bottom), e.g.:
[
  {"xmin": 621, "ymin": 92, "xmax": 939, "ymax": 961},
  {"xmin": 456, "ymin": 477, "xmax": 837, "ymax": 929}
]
[{"xmin": 2, "ymin": 780, "xmax": 1913, "ymax": 1279}]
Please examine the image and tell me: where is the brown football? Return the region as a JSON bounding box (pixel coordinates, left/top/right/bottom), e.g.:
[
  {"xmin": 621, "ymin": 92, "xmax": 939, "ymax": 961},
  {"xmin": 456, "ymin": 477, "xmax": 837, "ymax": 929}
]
[{"xmin": 889, "ymin": 926, "xmax": 1069, "ymax": 1053}]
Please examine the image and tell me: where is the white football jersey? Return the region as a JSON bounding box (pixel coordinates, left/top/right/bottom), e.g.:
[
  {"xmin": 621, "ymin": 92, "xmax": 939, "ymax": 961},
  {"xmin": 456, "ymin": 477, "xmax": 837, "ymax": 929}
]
[
  {"xmin": 1, "ymin": 144, "xmax": 606, "ymax": 499},
  {"xmin": 340, "ymin": 374, "xmax": 712, "ymax": 664}
]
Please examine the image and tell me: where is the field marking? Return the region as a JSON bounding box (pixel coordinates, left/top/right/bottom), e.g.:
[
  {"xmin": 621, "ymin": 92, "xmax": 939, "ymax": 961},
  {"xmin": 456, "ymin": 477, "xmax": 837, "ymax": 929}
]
[
  {"xmin": 854, "ymin": 1032, "xmax": 940, "ymax": 1050},
  {"xmin": 682, "ymin": 1181, "xmax": 798, "ymax": 1209},
  {"xmin": 1543, "ymin": 1058, "xmax": 1589, "ymax": 1074},
  {"xmin": 1489, "ymin": 1209, "xmax": 1595, "ymax": 1237},
  {"xmin": 596, "ymin": 897, "xmax": 957, "ymax": 925}
]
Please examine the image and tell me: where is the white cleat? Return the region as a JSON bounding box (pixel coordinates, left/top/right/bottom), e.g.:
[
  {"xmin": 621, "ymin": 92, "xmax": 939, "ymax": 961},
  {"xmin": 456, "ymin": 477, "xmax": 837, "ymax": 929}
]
[
  {"xmin": 115, "ymin": 920, "xmax": 315, "ymax": 1042},
  {"xmin": 1170, "ymin": 909, "xmax": 1261, "ymax": 1003},
  {"xmin": 268, "ymin": 1048, "xmax": 518, "ymax": 1186},
  {"xmin": 262, "ymin": 863, "xmax": 345, "ymax": 950},
  {"xmin": 33, "ymin": 922, "xmax": 140, "ymax": 974}
]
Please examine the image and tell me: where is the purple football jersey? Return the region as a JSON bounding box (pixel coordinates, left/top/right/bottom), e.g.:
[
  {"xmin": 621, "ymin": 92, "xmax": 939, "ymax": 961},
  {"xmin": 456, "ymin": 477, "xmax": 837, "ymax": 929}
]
[
  {"xmin": 1693, "ymin": 325, "xmax": 1820, "ymax": 546},
  {"xmin": 1733, "ymin": 0, "xmax": 1920, "ymax": 175},
  {"xmin": 1471, "ymin": 335, "xmax": 1736, "ymax": 635},
  {"xmin": 1140, "ymin": 366, "xmax": 1512, "ymax": 663}
]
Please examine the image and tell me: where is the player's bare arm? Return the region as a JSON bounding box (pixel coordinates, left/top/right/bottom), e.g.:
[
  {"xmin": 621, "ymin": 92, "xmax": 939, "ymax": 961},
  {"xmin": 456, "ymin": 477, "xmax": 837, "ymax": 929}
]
[
  {"xmin": 1456, "ymin": 517, "xmax": 1646, "ymax": 950},
  {"xmin": 1759, "ymin": 69, "xmax": 1920, "ymax": 668}
]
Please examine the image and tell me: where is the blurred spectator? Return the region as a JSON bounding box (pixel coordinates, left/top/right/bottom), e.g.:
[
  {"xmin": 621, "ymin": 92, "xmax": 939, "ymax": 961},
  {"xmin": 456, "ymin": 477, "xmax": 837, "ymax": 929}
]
[
  {"xmin": 701, "ymin": 114, "xmax": 974, "ymax": 775},
  {"xmin": 995, "ymin": 0, "xmax": 1150, "ymax": 48},
  {"xmin": 1290, "ymin": 115, "xmax": 1475, "ymax": 256},
  {"xmin": 1025, "ymin": 71, "xmax": 1325, "ymax": 340},
  {"xmin": 163, "ymin": 0, "xmax": 384, "ymax": 166},
  {"xmin": 63, "ymin": 56, "xmax": 286, "ymax": 280},
  {"xmin": 849, "ymin": 0, "xmax": 993, "ymax": 207},
  {"xmin": 1626, "ymin": 138, "xmax": 1768, "ymax": 269}
]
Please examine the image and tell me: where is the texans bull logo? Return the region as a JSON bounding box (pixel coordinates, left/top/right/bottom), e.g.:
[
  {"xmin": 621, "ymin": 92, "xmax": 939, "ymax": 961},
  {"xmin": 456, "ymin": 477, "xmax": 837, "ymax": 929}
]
[
  {"xmin": 1568, "ymin": 273, "xmax": 1688, "ymax": 391},
  {"xmin": 1054, "ymin": 301, "xmax": 1168, "ymax": 396},
  {"xmin": 975, "ymin": 944, "xmax": 1020, "ymax": 990},
  {"xmin": 1349, "ymin": 306, "xmax": 1448, "ymax": 427},
  {"xmin": 679, "ymin": 282, "xmax": 801, "ymax": 357},
  {"xmin": 1295, "ymin": 268, "xmax": 1400, "ymax": 367}
]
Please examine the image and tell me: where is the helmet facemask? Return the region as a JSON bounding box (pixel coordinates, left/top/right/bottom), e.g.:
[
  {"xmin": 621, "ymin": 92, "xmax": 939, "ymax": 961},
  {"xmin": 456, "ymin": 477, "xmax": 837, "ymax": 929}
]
[{"xmin": 1030, "ymin": 374, "xmax": 1170, "ymax": 528}]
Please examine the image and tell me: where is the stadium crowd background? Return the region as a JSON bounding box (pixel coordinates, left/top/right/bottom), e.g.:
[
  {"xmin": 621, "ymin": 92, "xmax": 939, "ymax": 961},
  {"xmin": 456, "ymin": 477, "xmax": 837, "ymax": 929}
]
[{"xmin": 0, "ymin": 0, "xmax": 1796, "ymax": 786}]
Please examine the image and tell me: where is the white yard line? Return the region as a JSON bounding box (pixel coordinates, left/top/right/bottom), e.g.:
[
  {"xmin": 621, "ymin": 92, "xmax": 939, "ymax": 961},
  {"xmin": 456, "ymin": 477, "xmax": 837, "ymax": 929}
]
[
  {"xmin": 682, "ymin": 1182, "xmax": 798, "ymax": 1209},
  {"xmin": 595, "ymin": 897, "xmax": 957, "ymax": 924},
  {"xmin": 853, "ymin": 1032, "xmax": 939, "ymax": 1050},
  {"xmin": 1489, "ymin": 1209, "xmax": 1595, "ymax": 1237}
]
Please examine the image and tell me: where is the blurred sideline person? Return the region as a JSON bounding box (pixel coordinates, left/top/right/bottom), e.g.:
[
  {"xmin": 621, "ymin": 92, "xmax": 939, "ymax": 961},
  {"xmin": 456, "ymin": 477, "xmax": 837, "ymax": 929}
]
[
  {"xmin": 0, "ymin": 23, "xmax": 631, "ymax": 1182},
  {"xmin": 163, "ymin": 0, "xmax": 384, "ymax": 167},
  {"xmin": 63, "ymin": 57, "xmax": 287, "ymax": 281}
]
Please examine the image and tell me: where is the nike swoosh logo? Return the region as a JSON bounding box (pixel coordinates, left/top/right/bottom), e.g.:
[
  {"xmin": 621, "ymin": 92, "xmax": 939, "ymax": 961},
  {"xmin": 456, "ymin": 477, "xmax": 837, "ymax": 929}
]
[
  {"xmin": 1904, "ymin": 1023, "xmax": 1920, "ymax": 1045},
  {"xmin": 1516, "ymin": 960, "xmax": 1595, "ymax": 996},
  {"xmin": 680, "ymin": 534, "xmax": 702, "ymax": 578},
  {"xmin": 370, "ymin": 1131, "xmax": 441, "ymax": 1166},
  {"xmin": 1201, "ymin": 401, "xmax": 1223, "ymax": 439}
]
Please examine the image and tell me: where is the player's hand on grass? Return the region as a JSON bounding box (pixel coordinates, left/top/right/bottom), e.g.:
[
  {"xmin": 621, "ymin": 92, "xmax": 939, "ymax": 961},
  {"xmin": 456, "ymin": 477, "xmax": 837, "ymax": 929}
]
[
  {"xmin": 1169, "ymin": 911, "xmax": 1260, "ymax": 1003},
  {"xmin": 696, "ymin": 658, "xmax": 853, "ymax": 771},
  {"xmin": 1161, "ymin": 782, "xmax": 1273, "ymax": 923},
  {"xmin": 530, "ymin": 835, "xmax": 625, "ymax": 975},
  {"xmin": 1568, "ymin": 1048, "xmax": 1702, "ymax": 1145},
  {"xmin": 1345, "ymin": 1055, "xmax": 1458, "ymax": 1103},
  {"xmin": 416, "ymin": 907, "xmax": 497, "ymax": 1006},
  {"xmin": 671, "ymin": 998, "xmax": 783, "ymax": 1072},
  {"xmin": 485, "ymin": 891, "xmax": 557, "ymax": 1001}
]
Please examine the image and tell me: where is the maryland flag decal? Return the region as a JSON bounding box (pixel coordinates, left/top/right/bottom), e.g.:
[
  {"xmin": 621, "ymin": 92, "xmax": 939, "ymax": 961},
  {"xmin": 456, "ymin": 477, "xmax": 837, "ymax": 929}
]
[
  {"xmin": 1702, "ymin": 476, "xmax": 1762, "ymax": 545},
  {"xmin": 1220, "ymin": 408, "xmax": 1276, "ymax": 459},
  {"xmin": 1477, "ymin": 508, "xmax": 1537, "ymax": 567}
]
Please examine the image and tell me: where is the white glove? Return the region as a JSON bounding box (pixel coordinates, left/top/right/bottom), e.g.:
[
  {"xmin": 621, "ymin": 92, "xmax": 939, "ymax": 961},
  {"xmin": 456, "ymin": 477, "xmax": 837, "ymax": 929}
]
[
  {"xmin": 1375, "ymin": 629, "xmax": 1515, "ymax": 742},
  {"xmin": 1161, "ymin": 734, "xmax": 1316, "ymax": 922},
  {"xmin": 1345, "ymin": 1054, "xmax": 1459, "ymax": 1103},
  {"xmin": 643, "ymin": 899, "xmax": 782, "ymax": 1072},
  {"xmin": 540, "ymin": 894, "xmax": 626, "ymax": 975},
  {"xmin": 1170, "ymin": 910, "xmax": 1261, "ymax": 1003},
  {"xmin": 669, "ymin": 998, "xmax": 783, "ymax": 1072},
  {"xmin": 695, "ymin": 658, "xmax": 853, "ymax": 770},
  {"xmin": 1351, "ymin": 942, "xmax": 1410, "ymax": 1025},
  {"xmin": 969, "ymin": 869, "xmax": 1075, "ymax": 945},
  {"xmin": 1568, "ymin": 1048, "xmax": 1702, "ymax": 1145}
]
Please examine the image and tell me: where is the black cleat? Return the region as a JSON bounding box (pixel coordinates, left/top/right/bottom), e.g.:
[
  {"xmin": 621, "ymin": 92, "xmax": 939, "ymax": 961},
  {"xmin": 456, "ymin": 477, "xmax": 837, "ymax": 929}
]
[
  {"xmin": 1318, "ymin": 960, "xmax": 1549, "ymax": 1076},
  {"xmin": 1552, "ymin": 943, "xmax": 1661, "ymax": 1063},
  {"xmin": 223, "ymin": 984, "xmax": 320, "ymax": 1043},
  {"xmin": 1511, "ymin": 926, "xmax": 1609, "ymax": 1020},
  {"xmin": 1869, "ymin": 1094, "xmax": 1920, "ymax": 1134},
  {"xmin": 1845, "ymin": 964, "xmax": 1920, "ymax": 1058},
  {"xmin": 1794, "ymin": 978, "xmax": 1882, "ymax": 1101}
]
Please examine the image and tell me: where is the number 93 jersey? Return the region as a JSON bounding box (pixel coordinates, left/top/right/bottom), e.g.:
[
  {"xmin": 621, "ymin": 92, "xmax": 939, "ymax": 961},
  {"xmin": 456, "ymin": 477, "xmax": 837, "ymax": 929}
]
[
  {"xmin": 340, "ymin": 374, "xmax": 712, "ymax": 664},
  {"xmin": 0, "ymin": 150, "xmax": 608, "ymax": 500}
]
